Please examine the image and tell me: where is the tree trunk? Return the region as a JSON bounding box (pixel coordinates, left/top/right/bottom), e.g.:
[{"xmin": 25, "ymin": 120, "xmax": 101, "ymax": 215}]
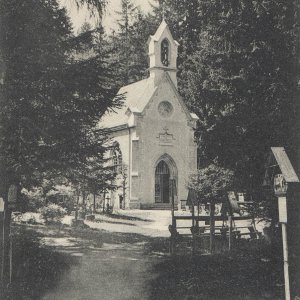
[
  {"xmin": 93, "ymin": 191, "xmax": 96, "ymax": 214},
  {"xmin": 192, "ymin": 203, "xmax": 195, "ymax": 228},
  {"xmin": 103, "ymin": 191, "xmax": 106, "ymax": 213},
  {"xmin": 75, "ymin": 190, "xmax": 79, "ymax": 221},
  {"xmin": 210, "ymin": 202, "xmax": 215, "ymax": 254},
  {"xmin": 1, "ymin": 203, "xmax": 12, "ymax": 293}
]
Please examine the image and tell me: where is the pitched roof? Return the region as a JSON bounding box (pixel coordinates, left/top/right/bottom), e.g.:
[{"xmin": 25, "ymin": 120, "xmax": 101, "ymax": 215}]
[
  {"xmin": 147, "ymin": 19, "xmax": 179, "ymax": 46},
  {"xmin": 100, "ymin": 77, "xmax": 156, "ymax": 128},
  {"xmin": 152, "ymin": 19, "xmax": 168, "ymax": 41},
  {"xmin": 99, "ymin": 72, "xmax": 198, "ymax": 130},
  {"xmin": 271, "ymin": 147, "xmax": 299, "ymax": 183}
]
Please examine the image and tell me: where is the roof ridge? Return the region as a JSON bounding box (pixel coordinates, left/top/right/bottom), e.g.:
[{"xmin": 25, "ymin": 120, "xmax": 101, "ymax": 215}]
[{"xmin": 119, "ymin": 77, "xmax": 150, "ymax": 92}]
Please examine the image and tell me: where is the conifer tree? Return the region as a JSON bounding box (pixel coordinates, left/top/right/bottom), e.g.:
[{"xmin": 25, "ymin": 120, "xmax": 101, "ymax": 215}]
[
  {"xmin": 179, "ymin": 1, "xmax": 299, "ymax": 190},
  {"xmin": 108, "ymin": 1, "xmax": 157, "ymax": 85},
  {"xmin": 0, "ymin": 0, "xmax": 122, "ymax": 198}
]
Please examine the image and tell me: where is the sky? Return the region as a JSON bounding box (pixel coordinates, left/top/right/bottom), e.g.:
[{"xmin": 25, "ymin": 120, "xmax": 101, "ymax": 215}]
[{"xmin": 60, "ymin": 0, "xmax": 156, "ymax": 34}]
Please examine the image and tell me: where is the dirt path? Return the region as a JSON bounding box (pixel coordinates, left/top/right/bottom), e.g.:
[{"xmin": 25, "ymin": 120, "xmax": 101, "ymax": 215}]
[
  {"xmin": 12, "ymin": 211, "xmax": 280, "ymax": 300},
  {"xmin": 41, "ymin": 240, "xmax": 163, "ymax": 300}
]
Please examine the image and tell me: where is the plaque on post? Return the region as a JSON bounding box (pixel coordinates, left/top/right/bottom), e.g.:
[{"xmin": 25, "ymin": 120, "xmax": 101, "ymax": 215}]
[
  {"xmin": 0, "ymin": 197, "xmax": 4, "ymax": 212},
  {"xmin": 264, "ymin": 147, "xmax": 300, "ymax": 300}
]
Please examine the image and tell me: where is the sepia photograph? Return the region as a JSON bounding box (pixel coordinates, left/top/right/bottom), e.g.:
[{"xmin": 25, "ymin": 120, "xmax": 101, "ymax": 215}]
[{"xmin": 0, "ymin": 0, "xmax": 299, "ymax": 299}]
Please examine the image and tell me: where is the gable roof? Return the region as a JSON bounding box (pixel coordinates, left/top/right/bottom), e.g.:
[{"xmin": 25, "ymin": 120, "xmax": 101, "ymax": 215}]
[
  {"xmin": 99, "ymin": 72, "xmax": 198, "ymax": 130},
  {"xmin": 100, "ymin": 77, "xmax": 156, "ymax": 128},
  {"xmin": 147, "ymin": 19, "xmax": 179, "ymax": 46},
  {"xmin": 270, "ymin": 147, "xmax": 299, "ymax": 183}
]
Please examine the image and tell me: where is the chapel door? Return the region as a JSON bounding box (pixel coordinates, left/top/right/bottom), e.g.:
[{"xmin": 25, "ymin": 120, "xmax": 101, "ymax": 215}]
[{"xmin": 155, "ymin": 161, "xmax": 170, "ymax": 203}]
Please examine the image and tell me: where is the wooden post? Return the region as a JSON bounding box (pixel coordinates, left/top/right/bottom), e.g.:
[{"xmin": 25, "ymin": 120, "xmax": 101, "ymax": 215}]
[
  {"xmin": 192, "ymin": 232, "xmax": 196, "ymax": 255},
  {"xmin": 197, "ymin": 204, "xmax": 200, "ymax": 227},
  {"xmin": 1, "ymin": 207, "xmax": 11, "ymax": 288},
  {"xmin": 210, "ymin": 202, "xmax": 215, "ymax": 254},
  {"xmin": 9, "ymin": 219, "xmax": 12, "ymax": 284},
  {"xmin": 170, "ymin": 216, "xmax": 176, "ymax": 255},
  {"xmin": 277, "ymin": 196, "xmax": 290, "ymax": 300},
  {"xmin": 0, "ymin": 210, "xmax": 5, "ymax": 289},
  {"xmin": 228, "ymin": 215, "xmax": 232, "ymax": 251},
  {"xmin": 192, "ymin": 204, "xmax": 195, "ymax": 228},
  {"xmin": 281, "ymin": 222, "xmax": 290, "ymax": 300},
  {"xmin": 171, "ymin": 179, "xmax": 174, "ymax": 220},
  {"xmin": 1, "ymin": 208, "xmax": 6, "ymax": 283}
]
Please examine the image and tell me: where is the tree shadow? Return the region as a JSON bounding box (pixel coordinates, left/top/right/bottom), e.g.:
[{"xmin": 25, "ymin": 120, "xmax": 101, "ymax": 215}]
[
  {"xmin": 94, "ymin": 219, "xmax": 136, "ymax": 226},
  {"xmin": 5, "ymin": 226, "xmax": 79, "ymax": 300},
  {"xmin": 148, "ymin": 241, "xmax": 285, "ymax": 300},
  {"xmin": 105, "ymin": 213, "xmax": 152, "ymax": 222},
  {"xmin": 5, "ymin": 223, "xmax": 172, "ymax": 299}
]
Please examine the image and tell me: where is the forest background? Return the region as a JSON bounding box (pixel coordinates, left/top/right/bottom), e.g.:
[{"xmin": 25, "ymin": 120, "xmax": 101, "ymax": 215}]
[{"xmin": 0, "ymin": 0, "xmax": 299, "ymax": 218}]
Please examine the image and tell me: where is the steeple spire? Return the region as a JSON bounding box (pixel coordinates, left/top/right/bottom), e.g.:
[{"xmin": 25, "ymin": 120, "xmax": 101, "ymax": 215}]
[{"xmin": 147, "ymin": 20, "xmax": 179, "ymax": 87}]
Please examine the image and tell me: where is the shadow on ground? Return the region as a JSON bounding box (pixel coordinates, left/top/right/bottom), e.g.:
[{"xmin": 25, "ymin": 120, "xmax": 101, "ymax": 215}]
[
  {"xmin": 6, "ymin": 223, "xmax": 286, "ymax": 300},
  {"xmin": 94, "ymin": 219, "xmax": 136, "ymax": 226},
  {"xmin": 5, "ymin": 224, "xmax": 168, "ymax": 300},
  {"xmin": 149, "ymin": 241, "xmax": 285, "ymax": 300},
  {"xmin": 5, "ymin": 227, "xmax": 76, "ymax": 300},
  {"xmin": 105, "ymin": 213, "xmax": 152, "ymax": 222}
]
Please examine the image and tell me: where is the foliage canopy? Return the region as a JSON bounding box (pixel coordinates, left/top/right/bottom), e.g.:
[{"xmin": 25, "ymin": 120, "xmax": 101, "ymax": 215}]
[
  {"xmin": 187, "ymin": 164, "xmax": 235, "ymax": 205},
  {"xmin": 0, "ymin": 0, "xmax": 122, "ymax": 200}
]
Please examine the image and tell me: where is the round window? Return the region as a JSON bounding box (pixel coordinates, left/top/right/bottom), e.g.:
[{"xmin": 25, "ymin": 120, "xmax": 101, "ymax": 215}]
[{"xmin": 158, "ymin": 101, "xmax": 173, "ymax": 117}]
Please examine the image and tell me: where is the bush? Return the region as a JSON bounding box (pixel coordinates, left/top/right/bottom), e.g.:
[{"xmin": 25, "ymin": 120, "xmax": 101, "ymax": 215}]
[
  {"xmin": 39, "ymin": 204, "xmax": 66, "ymax": 225},
  {"xmin": 46, "ymin": 192, "xmax": 75, "ymax": 214},
  {"xmin": 12, "ymin": 212, "xmax": 44, "ymax": 225},
  {"xmin": 187, "ymin": 164, "xmax": 235, "ymax": 205},
  {"xmin": 21, "ymin": 188, "xmax": 46, "ymax": 212}
]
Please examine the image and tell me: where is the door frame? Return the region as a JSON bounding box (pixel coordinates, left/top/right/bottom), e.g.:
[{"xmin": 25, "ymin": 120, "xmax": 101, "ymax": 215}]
[{"xmin": 154, "ymin": 154, "xmax": 178, "ymax": 204}]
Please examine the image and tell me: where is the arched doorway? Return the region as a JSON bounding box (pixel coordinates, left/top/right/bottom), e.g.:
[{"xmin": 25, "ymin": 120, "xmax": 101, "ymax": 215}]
[
  {"xmin": 154, "ymin": 154, "xmax": 178, "ymax": 204},
  {"xmin": 155, "ymin": 160, "xmax": 170, "ymax": 203}
]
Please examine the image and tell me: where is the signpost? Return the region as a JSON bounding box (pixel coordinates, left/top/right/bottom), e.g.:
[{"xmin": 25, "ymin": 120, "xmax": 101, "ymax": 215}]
[
  {"xmin": 274, "ymin": 175, "xmax": 290, "ymax": 300},
  {"xmin": 0, "ymin": 198, "xmax": 4, "ymax": 212},
  {"xmin": 7, "ymin": 185, "xmax": 17, "ymax": 209},
  {"xmin": 267, "ymin": 147, "xmax": 300, "ymax": 300}
]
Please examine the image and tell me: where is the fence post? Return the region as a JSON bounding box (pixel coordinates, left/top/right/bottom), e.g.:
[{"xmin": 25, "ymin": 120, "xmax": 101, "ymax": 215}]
[
  {"xmin": 209, "ymin": 203, "xmax": 215, "ymax": 254},
  {"xmin": 228, "ymin": 215, "xmax": 232, "ymax": 251},
  {"xmin": 169, "ymin": 217, "xmax": 176, "ymax": 255}
]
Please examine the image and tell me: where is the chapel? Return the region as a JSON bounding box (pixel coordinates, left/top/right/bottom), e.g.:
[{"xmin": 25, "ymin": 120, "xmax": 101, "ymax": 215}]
[{"xmin": 101, "ymin": 20, "xmax": 198, "ymax": 209}]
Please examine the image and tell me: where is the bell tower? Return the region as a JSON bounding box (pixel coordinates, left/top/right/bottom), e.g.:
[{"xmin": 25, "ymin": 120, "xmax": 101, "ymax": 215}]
[{"xmin": 147, "ymin": 20, "xmax": 179, "ymax": 87}]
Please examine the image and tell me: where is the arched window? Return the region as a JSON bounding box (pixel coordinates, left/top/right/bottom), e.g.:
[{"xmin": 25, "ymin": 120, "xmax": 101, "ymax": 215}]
[
  {"xmin": 111, "ymin": 148, "xmax": 122, "ymax": 173},
  {"xmin": 161, "ymin": 39, "xmax": 169, "ymax": 67}
]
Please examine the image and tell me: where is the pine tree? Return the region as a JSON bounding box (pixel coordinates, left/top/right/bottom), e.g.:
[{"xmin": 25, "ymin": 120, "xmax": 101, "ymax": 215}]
[
  {"xmin": 179, "ymin": 0, "xmax": 299, "ymax": 190},
  {"xmin": 0, "ymin": 0, "xmax": 122, "ymax": 198},
  {"xmin": 107, "ymin": 1, "xmax": 158, "ymax": 85}
]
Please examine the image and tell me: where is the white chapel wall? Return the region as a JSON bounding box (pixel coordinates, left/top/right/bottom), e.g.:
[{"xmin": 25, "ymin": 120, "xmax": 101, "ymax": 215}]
[{"xmin": 131, "ymin": 75, "xmax": 197, "ymax": 206}]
